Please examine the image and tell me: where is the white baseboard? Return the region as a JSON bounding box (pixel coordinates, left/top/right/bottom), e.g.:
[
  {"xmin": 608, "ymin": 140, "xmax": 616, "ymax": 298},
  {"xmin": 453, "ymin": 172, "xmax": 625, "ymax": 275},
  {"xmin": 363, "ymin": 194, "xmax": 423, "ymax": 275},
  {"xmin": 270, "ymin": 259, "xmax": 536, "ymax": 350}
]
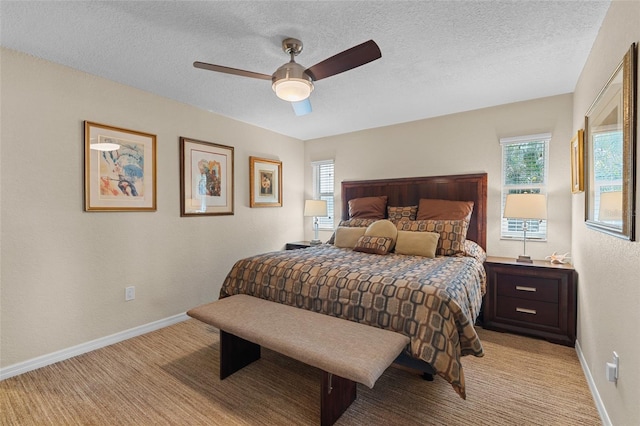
[
  {"xmin": 0, "ymin": 313, "xmax": 190, "ymax": 381},
  {"xmin": 575, "ymin": 339, "xmax": 611, "ymax": 426}
]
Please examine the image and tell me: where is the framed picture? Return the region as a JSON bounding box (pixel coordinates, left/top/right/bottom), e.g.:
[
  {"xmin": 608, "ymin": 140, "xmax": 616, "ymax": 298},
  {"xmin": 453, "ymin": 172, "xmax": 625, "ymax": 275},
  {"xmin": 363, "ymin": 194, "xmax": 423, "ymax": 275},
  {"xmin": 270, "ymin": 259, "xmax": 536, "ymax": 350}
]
[
  {"xmin": 84, "ymin": 121, "xmax": 156, "ymax": 211},
  {"xmin": 180, "ymin": 137, "xmax": 234, "ymax": 216},
  {"xmin": 249, "ymin": 156, "xmax": 282, "ymax": 207},
  {"xmin": 584, "ymin": 42, "xmax": 636, "ymax": 240},
  {"xmin": 570, "ymin": 129, "xmax": 584, "ymax": 194}
]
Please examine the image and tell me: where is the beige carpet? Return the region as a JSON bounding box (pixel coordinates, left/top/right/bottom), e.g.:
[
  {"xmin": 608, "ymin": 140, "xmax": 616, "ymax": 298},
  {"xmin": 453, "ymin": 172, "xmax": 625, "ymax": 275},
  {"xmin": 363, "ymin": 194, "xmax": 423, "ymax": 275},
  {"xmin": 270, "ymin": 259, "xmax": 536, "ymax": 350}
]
[{"xmin": 0, "ymin": 319, "xmax": 600, "ymax": 425}]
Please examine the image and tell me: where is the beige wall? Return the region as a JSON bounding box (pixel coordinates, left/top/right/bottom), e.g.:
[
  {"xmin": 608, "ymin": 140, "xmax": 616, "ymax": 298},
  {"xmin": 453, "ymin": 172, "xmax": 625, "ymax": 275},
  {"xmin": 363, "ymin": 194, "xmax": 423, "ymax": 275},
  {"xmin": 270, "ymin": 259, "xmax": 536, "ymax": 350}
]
[
  {"xmin": 4, "ymin": 3, "xmax": 639, "ymax": 420},
  {"xmin": 0, "ymin": 49, "xmax": 304, "ymax": 367},
  {"xmin": 304, "ymin": 93, "xmax": 574, "ymax": 261},
  {"xmin": 572, "ymin": 1, "xmax": 640, "ymax": 424}
]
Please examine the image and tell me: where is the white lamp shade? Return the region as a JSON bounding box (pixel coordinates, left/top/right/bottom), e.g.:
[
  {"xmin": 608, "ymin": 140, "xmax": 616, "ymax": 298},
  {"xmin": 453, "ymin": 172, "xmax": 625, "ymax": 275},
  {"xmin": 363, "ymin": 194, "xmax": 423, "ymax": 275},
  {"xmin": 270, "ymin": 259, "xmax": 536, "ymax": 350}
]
[
  {"xmin": 598, "ymin": 191, "xmax": 622, "ymax": 221},
  {"xmin": 504, "ymin": 193, "xmax": 547, "ymax": 220},
  {"xmin": 304, "ymin": 199, "xmax": 327, "ymax": 217}
]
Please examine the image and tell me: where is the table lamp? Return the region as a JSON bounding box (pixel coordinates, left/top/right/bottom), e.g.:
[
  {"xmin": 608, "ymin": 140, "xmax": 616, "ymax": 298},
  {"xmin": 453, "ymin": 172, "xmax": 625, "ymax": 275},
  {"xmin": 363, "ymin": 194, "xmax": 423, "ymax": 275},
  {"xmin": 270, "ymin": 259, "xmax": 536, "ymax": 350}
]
[
  {"xmin": 503, "ymin": 193, "xmax": 547, "ymax": 263},
  {"xmin": 304, "ymin": 200, "xmax": 328, "ymax": 245}
]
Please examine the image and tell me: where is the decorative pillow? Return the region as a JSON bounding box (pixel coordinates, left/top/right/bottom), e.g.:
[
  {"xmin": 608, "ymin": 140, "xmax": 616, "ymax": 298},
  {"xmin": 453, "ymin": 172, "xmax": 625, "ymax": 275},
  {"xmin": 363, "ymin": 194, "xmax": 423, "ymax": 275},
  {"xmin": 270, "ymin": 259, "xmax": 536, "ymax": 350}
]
[
  {"xmin": 395, "ymin": 231, "xmax": 440, "ymax": 258},
  {"xmin": 416, "ymin": 199, "xmax": 474, "ymax": 221},
  {"xmin": 353, "ymin": 236, "xmax": 394, "ymax": 255},
  {"xmin": 387, "ymin": 205, "xmax": 418, "ymax": 222},
  {"xmin": 396, "ymin": 219, "xmax": 470, "ymax": 256},
  {"xmin": 326, "ymin": 218, "xmax": 377, "ymax": 244},
  {"xmin": 334, "ymin": 227, "xmax": 367, "ymax": 249},
  {"xmin": 464, "ymin": 240, "xmax": 486, "ymax": 263},
  {"xmin": 364, "ymin": 219, "xmax": 398, "ymax": 249},
  {"xmin": 348, "ymin": 196, "xmax": 388, "ymax": 219},
  {"xmin": 338, "ymin": 218, "xmax": 378, "ymax": 228}
]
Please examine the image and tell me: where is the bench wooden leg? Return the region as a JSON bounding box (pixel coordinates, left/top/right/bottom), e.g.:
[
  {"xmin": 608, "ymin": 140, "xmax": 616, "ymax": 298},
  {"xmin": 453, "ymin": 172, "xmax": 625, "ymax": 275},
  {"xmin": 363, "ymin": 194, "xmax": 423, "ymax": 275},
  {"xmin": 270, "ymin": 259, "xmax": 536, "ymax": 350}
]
[
  {"xmin": 219, "ymin": 330, "xmax": 261, "ymax": 380},
  {"xmin": 320, "ymin": 371, "xmax": 357, "ymax": 426},
  {"xmin": 219, "ymin": 330, "xmax": 356, "ymax": 425}
]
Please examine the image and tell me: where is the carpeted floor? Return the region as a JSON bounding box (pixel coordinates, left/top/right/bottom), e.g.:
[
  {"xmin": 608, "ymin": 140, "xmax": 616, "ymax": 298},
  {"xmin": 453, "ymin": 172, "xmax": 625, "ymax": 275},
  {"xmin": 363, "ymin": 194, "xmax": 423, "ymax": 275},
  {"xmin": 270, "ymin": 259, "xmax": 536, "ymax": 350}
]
[{"xmin": 0, "ymin": 319, "xmax": 600, "ymax": 425}]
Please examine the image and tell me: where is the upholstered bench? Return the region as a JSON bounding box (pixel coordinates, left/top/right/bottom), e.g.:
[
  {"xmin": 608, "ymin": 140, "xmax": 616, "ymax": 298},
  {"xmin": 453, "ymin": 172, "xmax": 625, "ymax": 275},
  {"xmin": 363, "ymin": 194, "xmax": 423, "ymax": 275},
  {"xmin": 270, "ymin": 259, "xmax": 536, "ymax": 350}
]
[{"xmin": 187, "ymin": 294, "xmax": 410, "ymax": 426}]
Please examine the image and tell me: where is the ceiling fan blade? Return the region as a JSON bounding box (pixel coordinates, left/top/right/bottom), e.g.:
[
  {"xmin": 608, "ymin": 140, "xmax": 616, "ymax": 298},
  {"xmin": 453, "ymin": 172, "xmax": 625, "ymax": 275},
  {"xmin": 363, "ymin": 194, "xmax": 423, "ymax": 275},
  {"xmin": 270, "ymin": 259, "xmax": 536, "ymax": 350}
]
[
  {"xmin": 193, "ymin": 61, "xmax": 272, "ymax": 80},
  {"xmin": 292, "ymin": 98, "xmax": 312, "ymax": 116},
  {"xmin": 304, "ymin": 40, "xmax": 381, "ymax": 81}
]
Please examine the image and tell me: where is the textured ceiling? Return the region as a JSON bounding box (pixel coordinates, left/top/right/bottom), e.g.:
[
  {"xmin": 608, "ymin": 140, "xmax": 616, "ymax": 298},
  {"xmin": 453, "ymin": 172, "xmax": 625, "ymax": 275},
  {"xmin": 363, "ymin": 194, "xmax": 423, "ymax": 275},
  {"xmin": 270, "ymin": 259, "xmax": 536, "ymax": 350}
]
[{"xmin": 1, "ymin": 1, "xmax": 611, "ymax": 140}]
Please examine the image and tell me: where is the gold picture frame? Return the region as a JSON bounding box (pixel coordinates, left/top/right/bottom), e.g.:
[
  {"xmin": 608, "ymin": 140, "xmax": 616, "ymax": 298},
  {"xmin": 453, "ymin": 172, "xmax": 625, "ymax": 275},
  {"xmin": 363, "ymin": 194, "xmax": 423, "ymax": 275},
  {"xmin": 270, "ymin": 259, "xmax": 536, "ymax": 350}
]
[
  {"xmin": 584, "ymin": 43, "xmax": 637, "ymax": 240},
  {"xmin": 180, "ymin": 137, "xmax": 234, "ymax": 216},
  {"xmin": 84, "ymin": 121, "xmax": 157, "ymax": 211},
  {"xmin": 249, "ymin": 156, "xmax": 282, "ymax": 207},
  {"xmin": 570, "ymin": 129, "xmax": 584, "ymax": 193}
]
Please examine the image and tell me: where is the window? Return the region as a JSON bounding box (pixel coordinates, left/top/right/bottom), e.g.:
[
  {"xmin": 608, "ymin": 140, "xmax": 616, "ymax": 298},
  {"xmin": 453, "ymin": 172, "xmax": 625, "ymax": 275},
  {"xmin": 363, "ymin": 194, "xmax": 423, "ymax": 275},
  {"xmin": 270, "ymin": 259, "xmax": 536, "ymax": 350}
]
[
  {"xmin": 500, "ymin": 133, "xmax": 550, "ymax": 240},
  {"xmin": 311, "ymin": 160, "xmax": 334, "ymax": 229},
  {"xmin": 592, "ymin": 128, "xmax": 623, "ymax": 224}
]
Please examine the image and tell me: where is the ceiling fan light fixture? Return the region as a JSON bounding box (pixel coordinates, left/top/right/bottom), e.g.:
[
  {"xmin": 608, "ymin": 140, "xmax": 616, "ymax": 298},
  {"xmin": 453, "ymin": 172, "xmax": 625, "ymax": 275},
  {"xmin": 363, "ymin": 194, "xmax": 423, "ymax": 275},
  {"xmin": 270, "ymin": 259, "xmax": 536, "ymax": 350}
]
[
  {"xmin": 273, "ymin": 78, "xmax": 313, "ymax": 102},
  {"xmin": 272, "ymin": 61, "xmax": 314, "ymax": 102}
]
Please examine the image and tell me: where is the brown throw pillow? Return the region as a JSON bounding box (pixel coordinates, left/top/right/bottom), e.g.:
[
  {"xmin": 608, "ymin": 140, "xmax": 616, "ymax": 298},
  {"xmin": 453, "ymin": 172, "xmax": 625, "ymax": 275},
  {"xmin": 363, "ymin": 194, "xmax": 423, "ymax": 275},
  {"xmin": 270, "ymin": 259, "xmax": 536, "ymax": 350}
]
[
  {"xmin": 416, "ymin": 199, "xmax": 474, "ymax": 221},
  {"xmin": 348, "ymin": 196, "xmax": 388, "ymax": 219},
  {"xmin": 353, "ymin": 236, "xmax": 394, "ymax": 255}
]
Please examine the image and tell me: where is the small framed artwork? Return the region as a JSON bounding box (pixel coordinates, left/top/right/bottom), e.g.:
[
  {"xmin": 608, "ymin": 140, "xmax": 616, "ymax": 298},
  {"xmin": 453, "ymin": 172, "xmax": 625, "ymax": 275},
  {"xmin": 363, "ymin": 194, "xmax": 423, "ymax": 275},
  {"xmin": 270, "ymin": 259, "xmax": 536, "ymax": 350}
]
[
  {"xmin": 84, "ymin": 121, "xmax": 156, "ymax": 211},
  {"xmin": 249, "ymin": 156, "xmax": 282, "ymax": 207},
  {"xmin": 180, "ymin": 137, "xmax": 234, "ymax": 216},
  {"xmin": 570, "ymin": 129, "xmax": 584, "ymax": 193}
]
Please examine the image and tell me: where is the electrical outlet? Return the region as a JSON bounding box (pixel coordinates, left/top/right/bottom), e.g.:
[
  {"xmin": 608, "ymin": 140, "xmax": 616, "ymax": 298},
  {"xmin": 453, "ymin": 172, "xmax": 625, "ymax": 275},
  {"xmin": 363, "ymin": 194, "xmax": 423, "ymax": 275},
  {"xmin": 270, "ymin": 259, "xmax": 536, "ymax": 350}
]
[{"xmin": 125, "ymin": 286, "xmax": 135, "ymax": 301}]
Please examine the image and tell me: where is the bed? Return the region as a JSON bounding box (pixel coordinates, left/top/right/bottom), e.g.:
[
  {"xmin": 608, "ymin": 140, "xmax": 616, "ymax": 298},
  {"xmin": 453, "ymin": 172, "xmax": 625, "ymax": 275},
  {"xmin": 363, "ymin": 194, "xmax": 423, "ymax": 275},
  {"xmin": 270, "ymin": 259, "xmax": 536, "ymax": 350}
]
[{"xmin": 219, "ymin": 173, "xmax": 487, "ymax": 399}]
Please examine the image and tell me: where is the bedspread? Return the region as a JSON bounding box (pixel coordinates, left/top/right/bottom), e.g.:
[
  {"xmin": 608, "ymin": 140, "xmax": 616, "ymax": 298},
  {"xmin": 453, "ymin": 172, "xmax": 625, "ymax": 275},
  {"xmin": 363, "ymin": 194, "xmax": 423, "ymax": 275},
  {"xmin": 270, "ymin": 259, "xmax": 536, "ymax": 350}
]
[{"xmin": 219, "ymin": 245, "xmax": 486, "ymax": 398}]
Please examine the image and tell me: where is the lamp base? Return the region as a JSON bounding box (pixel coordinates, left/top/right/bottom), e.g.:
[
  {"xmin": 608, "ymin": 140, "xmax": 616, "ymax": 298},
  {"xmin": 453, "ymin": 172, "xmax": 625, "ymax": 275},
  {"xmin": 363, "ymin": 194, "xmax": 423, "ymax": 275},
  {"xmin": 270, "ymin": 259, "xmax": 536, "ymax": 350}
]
[
  {"xmin": 309, "ymin": 239, "xmax": 322, "ymax": 246},
  {"xmin": 516, "ymin": 255, "xmax": 533, "ymax": 263}
]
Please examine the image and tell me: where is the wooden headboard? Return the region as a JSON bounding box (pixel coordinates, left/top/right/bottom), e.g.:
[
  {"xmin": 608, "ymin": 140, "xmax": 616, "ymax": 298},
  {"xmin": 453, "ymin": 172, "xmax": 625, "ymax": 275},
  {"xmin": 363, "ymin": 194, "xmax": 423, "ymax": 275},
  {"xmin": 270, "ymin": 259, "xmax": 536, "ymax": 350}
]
[{"xmin": 341, "ymin": 173, "xmax": 487, "ymax": 250}]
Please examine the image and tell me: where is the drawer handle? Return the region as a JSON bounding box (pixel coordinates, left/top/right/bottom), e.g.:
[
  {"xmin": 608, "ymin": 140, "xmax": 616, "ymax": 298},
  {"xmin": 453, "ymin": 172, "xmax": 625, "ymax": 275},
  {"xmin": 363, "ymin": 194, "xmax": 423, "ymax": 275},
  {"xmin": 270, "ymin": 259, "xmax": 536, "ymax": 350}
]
[
  {"xmin": 516, "ymin": 307, "xmax": 537, "ymax": 315},
  {"xmin": 515, "ymin": 286, "xmax": 537, "ymax": 292}
]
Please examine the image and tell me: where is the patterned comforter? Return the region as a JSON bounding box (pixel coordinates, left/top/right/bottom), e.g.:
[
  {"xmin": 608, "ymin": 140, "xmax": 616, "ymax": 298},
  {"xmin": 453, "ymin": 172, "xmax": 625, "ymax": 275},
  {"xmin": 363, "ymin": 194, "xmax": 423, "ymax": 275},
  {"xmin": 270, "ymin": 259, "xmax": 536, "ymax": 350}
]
[{"xmin": 219, "ymin": 244, "xmax": 486, "ymax": 399}]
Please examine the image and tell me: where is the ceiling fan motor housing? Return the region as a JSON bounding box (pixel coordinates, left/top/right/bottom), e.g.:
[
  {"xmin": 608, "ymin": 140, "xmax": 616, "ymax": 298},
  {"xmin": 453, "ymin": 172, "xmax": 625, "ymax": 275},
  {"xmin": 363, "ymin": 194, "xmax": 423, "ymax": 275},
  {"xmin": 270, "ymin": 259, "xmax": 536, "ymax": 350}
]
[{"xmin": 272, "ymin": 61, "xmax": 314, "ymax": 102}]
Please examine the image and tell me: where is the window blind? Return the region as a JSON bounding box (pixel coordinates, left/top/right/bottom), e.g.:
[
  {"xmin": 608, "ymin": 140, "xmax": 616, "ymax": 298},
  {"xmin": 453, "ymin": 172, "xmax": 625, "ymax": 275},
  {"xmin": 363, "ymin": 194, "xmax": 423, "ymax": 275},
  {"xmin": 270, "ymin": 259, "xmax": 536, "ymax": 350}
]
[{"xmin": 312, "ymin": 160, "xmax": 334, "ymax": 229}]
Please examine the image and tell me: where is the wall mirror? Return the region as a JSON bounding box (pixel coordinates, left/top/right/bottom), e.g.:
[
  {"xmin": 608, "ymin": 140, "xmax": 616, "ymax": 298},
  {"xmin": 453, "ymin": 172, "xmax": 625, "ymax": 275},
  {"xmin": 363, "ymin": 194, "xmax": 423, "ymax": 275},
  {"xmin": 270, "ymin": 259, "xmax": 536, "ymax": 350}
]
[{"xmin": 585, "ymin": 43, "xmax": 637, "ymax": 241}]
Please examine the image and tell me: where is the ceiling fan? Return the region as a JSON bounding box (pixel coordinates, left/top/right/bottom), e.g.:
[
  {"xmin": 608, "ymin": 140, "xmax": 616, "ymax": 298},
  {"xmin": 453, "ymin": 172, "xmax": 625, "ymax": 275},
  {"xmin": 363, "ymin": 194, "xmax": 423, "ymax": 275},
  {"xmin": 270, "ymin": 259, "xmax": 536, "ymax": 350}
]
[{"xmin": 194, "ymin": 38, "xmax": 381, "ymax": 116}]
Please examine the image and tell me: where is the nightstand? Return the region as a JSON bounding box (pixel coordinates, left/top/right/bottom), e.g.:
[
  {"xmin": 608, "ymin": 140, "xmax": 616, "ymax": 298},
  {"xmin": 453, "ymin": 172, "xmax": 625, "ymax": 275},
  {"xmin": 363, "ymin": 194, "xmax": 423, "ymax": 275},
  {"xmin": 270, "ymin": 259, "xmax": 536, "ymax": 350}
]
[
  {"xmin": 285, "ymin": 241, "xmax": 313, "ymax": 250},
  {"xmin": 483, "ymin": 256, "xmax": 577, "ymax": 346}
]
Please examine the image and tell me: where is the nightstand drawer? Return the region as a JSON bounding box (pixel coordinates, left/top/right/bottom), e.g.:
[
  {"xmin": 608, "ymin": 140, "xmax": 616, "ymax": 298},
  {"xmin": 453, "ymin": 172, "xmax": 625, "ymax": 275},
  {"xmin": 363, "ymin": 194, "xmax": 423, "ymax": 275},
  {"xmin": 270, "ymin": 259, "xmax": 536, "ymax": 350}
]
[
  {"xmin": 495, "ymin": 274, "xmax": 559, "ymax": 303},
  {"xmin": 496, "ymin": 296, "xmax": 559, "ymax": 327}
]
